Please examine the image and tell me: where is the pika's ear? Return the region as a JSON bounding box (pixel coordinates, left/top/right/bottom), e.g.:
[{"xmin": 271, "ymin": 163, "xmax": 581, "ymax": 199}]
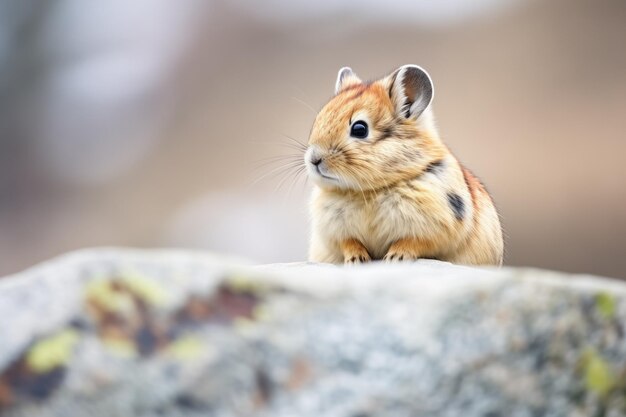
[
  {"xmin": 335, "ymin": 67, "xmax": 362, "ymax": 95},
  {"xmin": 387, "ymin": 65, "xmax": 433, "ymax": 119}
]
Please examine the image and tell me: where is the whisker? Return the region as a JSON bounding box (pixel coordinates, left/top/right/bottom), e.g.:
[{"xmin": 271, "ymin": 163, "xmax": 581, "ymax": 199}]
[
  {"xmin": 244, "ymin": 139, "xmax": 306, "ymax": 154},
  {"xmin": 274, "ymin": 165, "xmax": 299, "ymax": 194},
  {"xmin": 279, "ymin": 143, "xmax": 308, "ymax": 153},
  {"xmin": 290, "ymin": 96, "xmax": 317, "ymax": 113},
  {"xmin": 339, "ymin": 149, "xmax": 382, "ymax": 199},
  {"xmin": 342, "ymin": 164, "xmax": 367, "ymax": 201},
  {"xmin": 251, "ymin": 160, "xmax": 305, "ymax": 186},
  {"xmin": 289, "ymin": 84, "xmax": 315, "ymax": 104},
  {"xmin": 251, "ymin": 159, "xmax": 303, "ymax": 175},
  {"xmin": 251, "ymin": 154, "xmax": 303, "ymax": 169},
  {"xmin": 286, "ymin": 166, "xmax": 307, "ymax": 199},
  {"xmin": 273, "ymin": 163, "xmax": 309, "ymax": 201},
  {"xmin": 280, "ymin": 134, "xmax": 308, "ymax": 150}
]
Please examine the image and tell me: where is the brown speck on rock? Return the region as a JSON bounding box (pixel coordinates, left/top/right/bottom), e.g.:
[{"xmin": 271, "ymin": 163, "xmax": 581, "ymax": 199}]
[
  {"xmin": 286, "ymin": 358, "xmax": 313, "ymax": 391},
  {"xmin": 0, "ymin": 356, "xmax": 67, "ymax": 410},
  {"xmin": 0, "ymin": 378, "xmax": 14, "ymax": 409},
  {"xmin": 176, "ymin": 284, "xmax": 260, "ymax": 326}
]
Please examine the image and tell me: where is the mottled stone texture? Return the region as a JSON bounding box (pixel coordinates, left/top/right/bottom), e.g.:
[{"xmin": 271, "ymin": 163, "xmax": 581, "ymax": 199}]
[{"xmin": 1, "ymin": 249, "xmax": 626, "ymax": 417}]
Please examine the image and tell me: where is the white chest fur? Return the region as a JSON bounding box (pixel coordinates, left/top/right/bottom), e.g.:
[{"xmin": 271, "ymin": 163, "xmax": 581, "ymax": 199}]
[{"xmin": 311, "ymin": 182, "xmax": 450, "ymax": 260}]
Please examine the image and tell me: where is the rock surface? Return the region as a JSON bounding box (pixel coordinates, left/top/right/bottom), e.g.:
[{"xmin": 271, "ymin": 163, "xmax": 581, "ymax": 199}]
[{"xmin": 1, "ymin": 249, "xmax": 626, "ymax": 417}]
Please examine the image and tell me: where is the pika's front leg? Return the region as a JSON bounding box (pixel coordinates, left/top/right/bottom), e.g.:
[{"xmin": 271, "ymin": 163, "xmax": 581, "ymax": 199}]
[
  {"xmin": 340, "ymin": 238, "xmax": 371, "ymax": 265},
  {"xmin": 383, "ymin": 237, "xmax": 435, "ymax": 262}
]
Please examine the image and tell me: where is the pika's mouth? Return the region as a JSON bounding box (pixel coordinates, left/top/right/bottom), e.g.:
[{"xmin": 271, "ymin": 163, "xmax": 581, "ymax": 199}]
[
  {"xmin": 314, "ymin": 165, "xmax": 338, "ymax": 182},
  {"xmin": 305, "ymin": 147, "xmax": 340, "ymax": 184}
]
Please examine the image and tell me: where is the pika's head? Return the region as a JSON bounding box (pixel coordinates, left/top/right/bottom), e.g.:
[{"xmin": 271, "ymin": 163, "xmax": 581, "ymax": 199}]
[{"xmin": 305, "ymin": 65, "xmax": 444, "ymax": 191}]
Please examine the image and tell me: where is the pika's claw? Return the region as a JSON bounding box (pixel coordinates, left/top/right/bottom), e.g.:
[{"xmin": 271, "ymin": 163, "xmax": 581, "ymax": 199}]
[
  {"xmin": 383, "ymin": 251, "xmax": 418, "ymax": 263},
  {"xmin": 341, "ymin": 238, "xmax": 371, "ymax": 265},
  {"xmin": 384, "ymin": 238, "xmax": 424, "ymax": 262},
  {"xmin": 345, "ymin": 254, "xmax": 371, "ymax": 265}
]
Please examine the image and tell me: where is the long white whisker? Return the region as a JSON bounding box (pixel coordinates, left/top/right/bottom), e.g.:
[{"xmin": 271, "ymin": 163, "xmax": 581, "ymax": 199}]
[
  {"xmin": 285, "ymin": 166, "xmax": 307, "ymax": 200},
  {"xmin": 252, "ymin": 154, "xmax": 303, "ymax": 170},
  {"xmin": 280, "ymin": 134, "xmax": 308, "ymax": 150},
  {"xmin": 251, "ymin": 160, "xmax": 305, "ymax": 186},
  {"xmin": 290, "ymin": 96, "xmax": 317, "ymax": 113}
]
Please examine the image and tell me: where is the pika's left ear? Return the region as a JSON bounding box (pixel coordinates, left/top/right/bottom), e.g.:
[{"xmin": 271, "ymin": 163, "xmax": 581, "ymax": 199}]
[
  {"xmin": 335, "ymin": 67, "xmax": 362, "ymax": 95},
  {"xmin": 387, "ymin": 65, "xmax": 434, "ymax": 119}
]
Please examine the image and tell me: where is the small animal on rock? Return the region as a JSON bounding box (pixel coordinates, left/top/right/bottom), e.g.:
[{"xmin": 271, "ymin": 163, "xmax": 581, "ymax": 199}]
[{"xmin": 305, "ymin": 65, "xmax": 504, "ymax": 265}]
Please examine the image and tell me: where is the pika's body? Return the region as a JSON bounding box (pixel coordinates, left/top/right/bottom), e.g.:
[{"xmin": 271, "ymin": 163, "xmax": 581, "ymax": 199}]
[{"xmin": 306, "ymin": 65, "xmax": 503, "ymax": 265}]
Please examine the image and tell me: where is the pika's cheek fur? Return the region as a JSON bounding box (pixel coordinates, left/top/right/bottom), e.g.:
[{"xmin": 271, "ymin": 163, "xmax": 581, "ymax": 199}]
[{"xmin": 307, "ymin": 65, "xmax": 504, "ymax": 266}]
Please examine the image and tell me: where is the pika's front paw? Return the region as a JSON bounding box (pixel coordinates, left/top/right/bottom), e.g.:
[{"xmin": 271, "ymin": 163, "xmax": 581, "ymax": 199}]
[
  {"xmin": 384, "ymin": 238, "xmax": 424, "ymax": 262},
  {"xmin": 345, "ymin": 253, "xmax": 371, "ymax": 265},
  {"xmin": 383, "ymin": 250, "xmax": 419, "ymax": 262},
  {"xmin": 340, "ymin": 238, "xmax": 371, "ymax": 265}
]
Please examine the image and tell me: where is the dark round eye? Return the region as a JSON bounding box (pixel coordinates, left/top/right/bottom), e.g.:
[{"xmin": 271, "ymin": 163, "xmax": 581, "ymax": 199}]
[{"xmin": 350, "ymin": 120, "xmax": 368, "ymax": 139}]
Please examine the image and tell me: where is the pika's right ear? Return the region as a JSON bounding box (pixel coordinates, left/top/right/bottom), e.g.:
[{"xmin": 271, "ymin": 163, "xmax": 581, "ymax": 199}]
[
  {"xmin": 387, "ymin": 65, "xmax": 434, "ymax": 120},
  {"xmin": 335, "ymin": 67, "xmax": 362, "ymax": 95}
]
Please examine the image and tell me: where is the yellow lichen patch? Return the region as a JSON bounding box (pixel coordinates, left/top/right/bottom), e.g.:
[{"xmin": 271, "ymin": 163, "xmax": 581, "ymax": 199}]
[
  {"xmin": 252, "ymin": 305, "xmax": 270, "ymax": 321},
  {"xmin": 103, "ymin": 338, "xmax": 138, "ymax": 358},
  {"xmin": 26, "ymin": 330, "xmax": 79, "ymax": 373},
  {"xmin": 119, "ymin": 273, "xmax": 168, "ymax": 307},
  {"xmin": 85, "ymin": 275, "xmax": 168, "ymax": 320},
  {"xmin": 86, "ymin": 280, "xmax": 136, "ymax": 315},
  {"xmin": 581, "ymin": 348, "xmax": 616, "ymax": 397},
  {"xmin": 166, "ymin": 336, "xmax": 204, "ymax": 360},
  {"xmin": 595, "ymin": 292, "xmax": 616, "ymax": 319}
]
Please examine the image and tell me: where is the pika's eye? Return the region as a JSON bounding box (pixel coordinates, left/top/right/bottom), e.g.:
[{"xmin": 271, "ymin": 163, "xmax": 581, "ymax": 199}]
[{"xmin": 350, "ymin": 121, "xmax": 368, "ymax": 139}]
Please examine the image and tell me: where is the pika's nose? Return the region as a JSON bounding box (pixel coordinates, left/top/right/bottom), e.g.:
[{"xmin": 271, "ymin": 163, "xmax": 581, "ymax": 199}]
[{"xmin": 311, "ymin": 156, "xmax": 322, "ymax": 166}]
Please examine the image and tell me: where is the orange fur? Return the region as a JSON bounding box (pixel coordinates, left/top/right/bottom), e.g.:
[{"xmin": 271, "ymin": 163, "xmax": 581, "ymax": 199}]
[
  {"xmin": 306, "ymin": 65, "xmax": 504, "ymax": 266},
  {"xmin": 340, "ymin": 238, "xmax": 371, "ymax": 264}
]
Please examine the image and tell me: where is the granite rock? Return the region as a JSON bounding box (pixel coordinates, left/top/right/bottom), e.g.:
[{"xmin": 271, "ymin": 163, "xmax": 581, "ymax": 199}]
[{"xmin": 1, "ymin": 249, "xmax": 625, "ymax": 417}]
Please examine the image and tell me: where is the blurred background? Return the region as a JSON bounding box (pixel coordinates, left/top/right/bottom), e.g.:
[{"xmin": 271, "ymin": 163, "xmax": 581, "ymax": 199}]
[{"xmin": 0, "ymin": 0, "xmax": 624, "ymax": 278}]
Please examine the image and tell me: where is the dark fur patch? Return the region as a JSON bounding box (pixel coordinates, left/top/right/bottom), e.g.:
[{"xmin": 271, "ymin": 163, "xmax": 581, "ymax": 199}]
[
  {"xmin": 379, "ymin": 125, "xmax": 395, "ymax": 141},
  {"xmin": 447, "ymin": 193, "xmax": 465, "ymax": 221},
  {"xmin": 425, "ymin": 160, "xmax": 444, "ymax": 175},
  {"xmin": 405, "ymin": 181, "xmax": 419, "ymax": 192}
]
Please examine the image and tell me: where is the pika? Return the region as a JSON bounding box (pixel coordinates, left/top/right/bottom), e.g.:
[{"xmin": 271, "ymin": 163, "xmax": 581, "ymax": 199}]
[{"xmin": 305, "ymin": 65, "xmax": 503, "ymax": 265}]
